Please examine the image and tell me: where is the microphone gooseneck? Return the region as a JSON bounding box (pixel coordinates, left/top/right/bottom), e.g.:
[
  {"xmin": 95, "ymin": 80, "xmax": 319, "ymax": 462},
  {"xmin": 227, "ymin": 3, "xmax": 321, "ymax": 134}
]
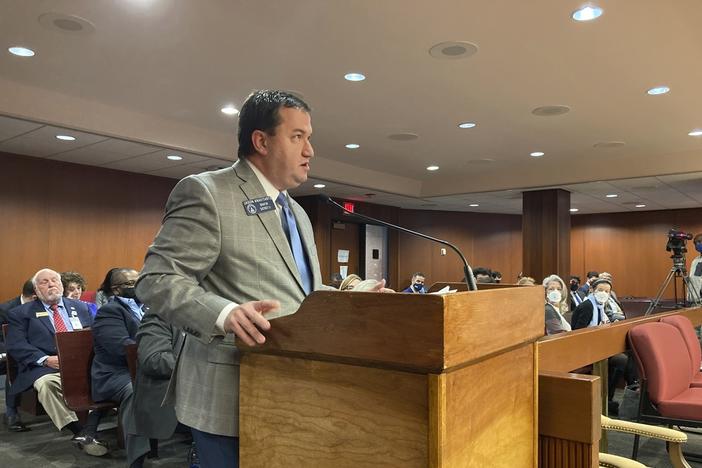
[{"xmin": 322, "ymin": 195, "xmax": 478, "ymax": 291}]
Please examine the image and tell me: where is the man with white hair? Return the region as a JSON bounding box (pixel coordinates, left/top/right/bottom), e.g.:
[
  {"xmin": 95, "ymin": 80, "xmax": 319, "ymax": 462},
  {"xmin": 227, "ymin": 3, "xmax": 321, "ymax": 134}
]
[{"xmin": 6, "ymin": 268, "xmax": 107, "ymax": 456}]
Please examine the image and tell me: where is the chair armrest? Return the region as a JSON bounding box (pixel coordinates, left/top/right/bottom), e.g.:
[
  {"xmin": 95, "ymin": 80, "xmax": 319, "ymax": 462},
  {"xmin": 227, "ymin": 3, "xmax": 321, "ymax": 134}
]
[
  {"xmin": 601, "ymin": 415, "xmax": 687, "ymax": 443},
  {"xmin": 598, "ymin": 452, "xmax": 647, "ymax": 468}
]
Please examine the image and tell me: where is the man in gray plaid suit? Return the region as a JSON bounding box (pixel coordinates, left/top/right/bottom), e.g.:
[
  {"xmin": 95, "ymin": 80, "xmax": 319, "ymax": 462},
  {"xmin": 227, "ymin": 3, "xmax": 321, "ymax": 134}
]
[{"xmin": 137, "ymin": 90, "xmax": 386, "ymax": 467}]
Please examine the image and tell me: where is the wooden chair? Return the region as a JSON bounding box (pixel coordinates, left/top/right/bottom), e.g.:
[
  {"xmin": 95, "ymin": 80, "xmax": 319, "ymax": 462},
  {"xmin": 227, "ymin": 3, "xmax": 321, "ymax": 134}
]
[
  {"xmin": 54, "ymin": 328, "xmax": 121, "ymax": 446},
  {"xmin": 1, "ymin": 323, "xmax": 46, "ymax": 416}
]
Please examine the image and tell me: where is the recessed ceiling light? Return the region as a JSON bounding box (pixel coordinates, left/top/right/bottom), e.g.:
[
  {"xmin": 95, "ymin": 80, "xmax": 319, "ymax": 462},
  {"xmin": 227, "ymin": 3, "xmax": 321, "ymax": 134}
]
[
  {"xmin": 572, "ymin": 5, "xmax": 603, "ymax": 22},
  {"xmin": 635, "ymin": 204, "xmax": 647, "ymax": 208},
  {"xmin": 647, "ymin": 86, "xmax": 670, "ymax": 95},
  {"xmin": 426, "ymin": 165, "xmax": 440, "ymax": 171},
  {"xmin": 429, "ymin": 41, "xmax": 479, "ymax": 60},
  {"xmin": 606, "ymin": 194, "xmax": 618, "ymax": 198},
  {"xmin": 167, "ymin": 154, "xmax": 183, "ymax": 161},
  {"xmin": 469, "ymin": 203, "xmax": 479, "ymax": 207},
  {"xmin": 688, "ymin": 129, "xmax": 702, "ymax": 137},
  {"xmin": 345, "ymin": 143, "xmax": 360, "ymax": 149},
  {"xmin": 570, "ymin": 208, "xmax": 579, "ymax": 212},
  {"xmin": 8, "ymin": 46, "xmax": 35, "ymax": 57},
  {"xmin": 458, "ymin": 122, "xmax": 476, "ymax": 129},
  {"xmin": 220, "ymin": 106, "xmax": 239, "ymax": 115},
  {"xmin": 530, "ymin": 151, "xmax": 545, "ymax": 157},
  {"xmin": 532, "ymin": 105, "xmax": 571, "ymax": 116},
  {"xmin": 344, "ymin": 72, "xmax": 365, "ymax": 82},
  {"xmin": 313, "ymin": 183, "xmax": 326, "ymax": 189},
  {"xmin": 55, "ymin": 135, "xmax": 75, "ymax": 141}
]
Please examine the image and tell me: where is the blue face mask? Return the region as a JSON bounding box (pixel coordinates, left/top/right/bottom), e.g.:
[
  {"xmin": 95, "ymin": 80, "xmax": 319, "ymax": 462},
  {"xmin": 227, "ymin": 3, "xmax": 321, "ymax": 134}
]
[
  {"xmin": 413, "ymin": 283, "xmax": 424, "ymax": 292},
  {"xmin": 696, "ymin": 243, "xmax": 702, "ymax": 254}
]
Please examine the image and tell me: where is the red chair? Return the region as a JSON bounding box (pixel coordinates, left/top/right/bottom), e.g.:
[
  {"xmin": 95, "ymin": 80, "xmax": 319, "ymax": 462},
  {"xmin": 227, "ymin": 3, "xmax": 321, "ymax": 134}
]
[
  {"xmin": 80, "ymin": 290, "xmax": 97, "ymax": 303},
  {"xmin": 628, "ymin": 321, "xmax": 702, "ymax": 461},
  {"xmin": 659, "ymin": 314, "xmax": 702, "ymax": 388}
]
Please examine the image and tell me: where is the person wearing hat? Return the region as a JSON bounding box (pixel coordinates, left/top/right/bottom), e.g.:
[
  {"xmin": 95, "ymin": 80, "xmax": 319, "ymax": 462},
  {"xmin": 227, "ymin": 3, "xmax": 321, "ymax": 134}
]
[{"xmin": 571, "ymin": 277, "xmax": 634, "ymax": 414}]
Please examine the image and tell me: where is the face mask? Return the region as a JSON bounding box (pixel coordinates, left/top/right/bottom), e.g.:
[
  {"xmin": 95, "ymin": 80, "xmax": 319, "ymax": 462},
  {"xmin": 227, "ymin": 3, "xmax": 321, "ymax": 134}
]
[
  {"xmin": 696, "ymin": 243, "xmax": 702, "ymax": 254},
  {"xmin": 594, "ymin": 291, "xmax": 610, "ymax": 304},
  {"xmin": 413, "ymin": 283, "xmax": 423, "ymax": 292},
  {"xmin": 570, "ymin": 283, "xmax": 579, "ymax": 291},
  {"xmin": 547, "ymin": 290, "xmax": 562, "ymax": 303},
  {"xmin": 120, "ymin": 287, "xmax": 138, "ymax": 300}
]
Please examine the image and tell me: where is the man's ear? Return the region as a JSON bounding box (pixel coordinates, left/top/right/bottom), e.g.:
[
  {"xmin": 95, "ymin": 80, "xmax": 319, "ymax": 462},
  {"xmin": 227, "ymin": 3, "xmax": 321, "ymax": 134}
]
[{"xmin": 251, "ymin": 130, "xmax": 268, "ymax": 156}]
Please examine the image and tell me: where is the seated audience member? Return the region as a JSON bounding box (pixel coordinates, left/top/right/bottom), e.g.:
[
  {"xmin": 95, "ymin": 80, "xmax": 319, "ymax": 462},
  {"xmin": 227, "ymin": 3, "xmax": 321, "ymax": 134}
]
[
  {"xmin": 690, "ymin": 233, "xmax": 702, "ymax": 303},
  {"xmin": 95, "ymin": 267, "xmax": 120, "ymax": 308},
  {"xmin": 402, "ymin": 272, "xmax": 427, "ymax": 293},
  {"xmin": 123, "ymin": 313, "xmax": 184, "ymax": 468},
  {"xmin": 473, "ymin": 267, "xmax": 494, "ymax": 284},
  {"xmin": 517, "ymin": 276, "xmax": 536, "ymax": 286},
  {"xmin": 543, "ymin": 275, "xmax": 571, "ymax": 335},
  {"xmin": 568, "ymin": 275, "xmax": 586, "ymax": 310},
  {"xmin": 91, "ymin": 268, "xmax": 149, "ymax": 460},
  {"xmin": 6, "ymin": 268, "xmax": 108, "ymax": 455},
  {"xmin": 578, "ymin": 270, "xmax": 599, "ymax": 295},
  {"xmin": 598, "ymin": 272, "xmax": 625, "ymax": 319},
  {"xmin": 491, "ymin": 271, "xmax": 502, "ymax": 283},
  {"xmin": 339, "ymin": 274, "xmax": 362, "ymax": 291},
  {"xmin": 61, "ymin": 271, "xmax": 98, "ymax": 317},
  {"xmin": 571, "ymin": 278, "xmax": 634, "ymax": 413},
  {"xmin": 1, "ymin": 279, "xmax": 36, "ymax": 432}
]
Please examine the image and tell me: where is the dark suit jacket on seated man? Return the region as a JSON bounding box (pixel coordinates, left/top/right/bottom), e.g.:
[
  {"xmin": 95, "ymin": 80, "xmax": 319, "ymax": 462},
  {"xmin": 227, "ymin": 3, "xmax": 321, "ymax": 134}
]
[
  {"xmin": 136, "ymin": 90, "xmax": 388, "ymax": 468},
  {"xmin": 6, "ymin": 268, "xmax": 107, "ymax": 456}
]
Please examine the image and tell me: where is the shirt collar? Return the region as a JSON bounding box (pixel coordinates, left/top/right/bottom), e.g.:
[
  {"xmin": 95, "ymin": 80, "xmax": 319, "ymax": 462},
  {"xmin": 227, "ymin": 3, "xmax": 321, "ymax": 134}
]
[
  {"xmin": 243, "ymin": 158, "xmax": 287, "ymax": 203},
  {"xmin": 42, "ymin": 297, "xmax": 65, "ymax": 310}
]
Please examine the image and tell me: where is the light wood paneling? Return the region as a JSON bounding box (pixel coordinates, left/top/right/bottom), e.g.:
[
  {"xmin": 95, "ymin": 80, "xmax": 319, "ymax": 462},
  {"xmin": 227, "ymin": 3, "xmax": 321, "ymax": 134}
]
[
  {"xmin": 0, "ymin": 152, "xmax": 175, "ymax": 300},
  {"xmin": 240, "ymin": 354, "xmax": 428, "ymax": 468}
]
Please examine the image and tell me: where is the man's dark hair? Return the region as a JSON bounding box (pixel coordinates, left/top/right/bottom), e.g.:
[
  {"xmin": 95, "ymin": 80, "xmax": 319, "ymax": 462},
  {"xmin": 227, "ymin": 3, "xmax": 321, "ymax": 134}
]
[
  {"xmin": 586, "ymin": 271, "xmax": 599, "ymax": 279},
  {"xmin": 61, "ymin": 271, "xmax": 87, "ymax": 292},
  {"xmin": 99, "ymin": 268, "xmax": 121, "ymax": 296},
  {"xmin": 569, "ymin": 275, "xmax": 581, "ymax": 283},
  {"xmin": 237, "ymin": 90, "xmax": 311, "ymax": 158},
  {"xmin": 411, "ymin": 272, "xmax": 425, "ymax": 279},
  {"xmin": 21, "ymin": 279, "xmax": 34, "ymax": 297}
]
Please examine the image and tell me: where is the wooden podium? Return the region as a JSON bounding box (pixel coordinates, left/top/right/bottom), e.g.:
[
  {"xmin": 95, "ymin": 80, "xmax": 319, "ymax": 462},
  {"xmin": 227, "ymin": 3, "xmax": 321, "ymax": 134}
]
[{"xmin": 239, "ymin": 287, "xmax": 544, "ymax": 467}]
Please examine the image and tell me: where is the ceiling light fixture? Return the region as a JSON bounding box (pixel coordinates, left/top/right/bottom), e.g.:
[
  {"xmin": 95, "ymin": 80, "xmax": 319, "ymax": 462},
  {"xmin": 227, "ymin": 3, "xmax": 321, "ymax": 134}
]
[
  {"xmin": 570, "ymin": 208, "xmax": 579, "ymax": 212},
  {"xmin": 635, "ymin": 204, "xmax": 647, "ymax": 208},
  {"xmin": 469, "ymin": 203, "xmax": 479, "ymax": 207},
  {"xmin": 220, "ymin": 106, "xmax": 239, "ymax": 115},
  {"xmin": 572, "ymin": 5, "xmax": 604, "ymax": 22},
  {"xmin": 606, "ymin": 194, "xmax": 618, "ymax": 198},
  {"xmin": 647, "ymin": 86, "xmax": 670, "ymax": 95},
  {"xmin": 530, "ymin": 151, "xmax": 545, "ymax": 157},
  {"xmin": 313, "ymin": 184, "xmax": 326, "ymax": 189},
  {"xmin": 167, "ymin": 155, "xmax": 183, "ymax": 161},
  {"xmin": 458, "ymin": 122, "xmax": 476, "ymax": 129},
  {"xmin": 688, "ymin": 129, "xmax": 702, "ymax": 137},
  {"xmin": 55, "ymin": 135, "xmax": 76, "ymax": 141},
  {"xmin": 345, "ymin": 143, "xmax": 360, "ymax": 149},
  {"xmin": 426, "ymin": 165, "xmax": 440, "ymax": 171},
  {"xmin": 8, "ymin": 46, "xmax": 35, "ymax": 57},
  {"xmin": 344, "ymin": 72, "xmax": 366, "ymax": 82}
]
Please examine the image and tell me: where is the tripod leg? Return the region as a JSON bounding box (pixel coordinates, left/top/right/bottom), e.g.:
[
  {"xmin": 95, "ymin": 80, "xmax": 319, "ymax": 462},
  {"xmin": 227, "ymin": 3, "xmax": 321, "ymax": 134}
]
[{"xmin": 646, "ymin": 268, "xmax": 677, "ymax": 315}]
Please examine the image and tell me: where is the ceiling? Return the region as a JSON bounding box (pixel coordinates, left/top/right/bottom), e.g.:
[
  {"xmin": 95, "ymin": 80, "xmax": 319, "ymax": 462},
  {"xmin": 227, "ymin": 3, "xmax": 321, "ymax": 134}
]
[{"xmin": 1, "ymin": 0, "xmax": 701, "ymax": 214}]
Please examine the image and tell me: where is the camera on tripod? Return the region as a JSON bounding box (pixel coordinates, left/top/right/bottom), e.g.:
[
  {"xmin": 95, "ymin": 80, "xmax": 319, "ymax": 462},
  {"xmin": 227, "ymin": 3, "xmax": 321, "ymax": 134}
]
[{"xmin": 666, "ymin": 229, "xmax": 693, "ymax": 257}]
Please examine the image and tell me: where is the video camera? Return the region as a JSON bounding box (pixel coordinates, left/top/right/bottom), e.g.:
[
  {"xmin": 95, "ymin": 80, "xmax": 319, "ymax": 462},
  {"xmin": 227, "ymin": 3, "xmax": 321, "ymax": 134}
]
[{"xmin": 666, "ymin": 228, "xmax": 693, "ymax": 257}]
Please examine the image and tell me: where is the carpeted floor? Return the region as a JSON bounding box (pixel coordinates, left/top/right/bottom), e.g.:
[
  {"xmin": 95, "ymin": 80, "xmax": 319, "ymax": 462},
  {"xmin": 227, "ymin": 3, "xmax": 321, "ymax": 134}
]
[{"xmin": 1, "ymin": 378, "xmax": 701, "ymax": 467}]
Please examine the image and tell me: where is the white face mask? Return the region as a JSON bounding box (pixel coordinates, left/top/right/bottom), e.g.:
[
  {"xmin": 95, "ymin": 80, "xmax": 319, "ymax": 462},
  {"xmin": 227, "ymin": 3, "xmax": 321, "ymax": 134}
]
[
  {"xmin": 547, "ymin": 290, "xmax": 562, "ymax": 303},
  {"xmin": 594, "ymin": 291, "xmax": 610, "ymax": 304}
]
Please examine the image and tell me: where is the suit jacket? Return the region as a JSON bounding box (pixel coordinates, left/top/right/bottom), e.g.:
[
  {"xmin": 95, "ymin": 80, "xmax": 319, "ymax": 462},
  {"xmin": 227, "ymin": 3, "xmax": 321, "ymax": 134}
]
[
  {"xmin": 6, "ymin": 298, "xmax": 92, "ymax": 395},
  {"xmin": 0, "ymin": 296, "xmax": 22, "ymax": 360},
  {"xmin": 124, "ymin": 312, "xmax": 183, "ymax": 440},
  {"xmin": 91, "ymin": 297, "xmax": 142, "ymax": 402},
  {"xmin": 137, "ymin": 159, "xmax": 327, "ymax": 436}
]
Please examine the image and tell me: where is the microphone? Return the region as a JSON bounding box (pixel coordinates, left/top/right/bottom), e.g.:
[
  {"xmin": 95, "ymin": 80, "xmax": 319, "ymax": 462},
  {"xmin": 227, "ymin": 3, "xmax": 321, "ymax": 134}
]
[{"xmin": 321, "ymin": 195, "xmax": 478, "ymax": 291}]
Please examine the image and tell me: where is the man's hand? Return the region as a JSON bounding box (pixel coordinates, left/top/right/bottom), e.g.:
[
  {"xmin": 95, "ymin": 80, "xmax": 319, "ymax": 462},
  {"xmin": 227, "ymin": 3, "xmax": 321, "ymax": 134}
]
[
  {"xmin": 369, "ymin": 279, "xmax": 395, "ymax": 293},
  {"xmin": 223, "ymin": 300, "xmax": 280, "ymax": 346},
  {"xmin": 45, "ymin": 355, "xmax": 60, "ymax": 369}
]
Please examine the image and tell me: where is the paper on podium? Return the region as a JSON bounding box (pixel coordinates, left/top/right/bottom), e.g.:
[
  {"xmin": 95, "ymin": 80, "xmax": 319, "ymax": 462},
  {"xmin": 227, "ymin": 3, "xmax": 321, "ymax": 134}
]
[{"xmin": 429, "ymin": 285, "xmax": 458, "ymax": 295}]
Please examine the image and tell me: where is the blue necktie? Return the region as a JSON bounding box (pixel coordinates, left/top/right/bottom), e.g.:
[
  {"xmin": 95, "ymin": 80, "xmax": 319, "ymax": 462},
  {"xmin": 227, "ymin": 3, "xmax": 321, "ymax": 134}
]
[{"xmin": 276, "ymin": 193, "xmax": 312, "ymax": 294}]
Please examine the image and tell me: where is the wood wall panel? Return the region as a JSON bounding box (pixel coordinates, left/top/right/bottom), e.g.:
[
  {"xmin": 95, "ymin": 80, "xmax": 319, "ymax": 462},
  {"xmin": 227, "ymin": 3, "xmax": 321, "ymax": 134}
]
[
  {"xmin": 571, "ymin": 209, "xmax": 702, "ymax": 298},
  {"xmin": 0, "ymin": 152, "xmax": 175, "ymax": 300}
]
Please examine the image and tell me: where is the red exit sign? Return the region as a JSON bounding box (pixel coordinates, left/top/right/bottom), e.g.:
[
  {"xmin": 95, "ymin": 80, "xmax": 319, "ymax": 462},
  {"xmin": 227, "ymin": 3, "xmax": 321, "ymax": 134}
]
[{"xmin": 343, "ymin": 202, "xmax": 355, "ymax": 213}]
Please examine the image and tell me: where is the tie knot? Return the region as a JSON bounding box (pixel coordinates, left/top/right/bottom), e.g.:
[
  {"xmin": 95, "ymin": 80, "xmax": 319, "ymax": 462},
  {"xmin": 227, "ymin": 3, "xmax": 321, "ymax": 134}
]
[
  {"xmin": 276, "ymin": 192, "xmax": 288, "ymax": 208},
  {"xmin": 50, "ymin": 304, "xmax": 59, "ymax": 313}
]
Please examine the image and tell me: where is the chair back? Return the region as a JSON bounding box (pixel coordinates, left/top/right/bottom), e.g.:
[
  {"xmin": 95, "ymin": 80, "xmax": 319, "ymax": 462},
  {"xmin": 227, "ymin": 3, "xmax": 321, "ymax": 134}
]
[
  {"xmin": 125, "ymin": 342, "xmax": 138, "ymax": 384},
  {"xmin": 628, "ymin": 322, "xmax": 692, "ymax": 403},
  {"xmin": 660, "ymin": 314, "xmax": 702, "ymax": 378},
  {"xmin": 80, "ymin": 290, "xmax": 97, "ymax": 303},
  {"xmin": 55, "ymin": 328, "xmax": 98, "ymax": 410},
  {"xmin": 1, "ymin": 323, "xmax": 17, "ymax": 384}
]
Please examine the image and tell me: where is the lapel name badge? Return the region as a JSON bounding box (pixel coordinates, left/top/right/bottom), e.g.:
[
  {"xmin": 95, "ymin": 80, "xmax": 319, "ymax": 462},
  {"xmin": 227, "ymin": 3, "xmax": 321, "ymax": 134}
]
[
  {"xmin": 243, "ymin": 196, "xmax": 275, "ymax": 216},
  {"xmin": 35, "ymin": 311, "xmax": 49, "ymax": 318}
]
